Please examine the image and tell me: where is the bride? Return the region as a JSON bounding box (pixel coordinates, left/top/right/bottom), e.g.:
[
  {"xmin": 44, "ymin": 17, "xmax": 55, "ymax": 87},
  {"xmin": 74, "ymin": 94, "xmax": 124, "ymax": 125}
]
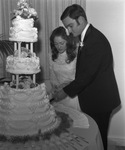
[{"xmin": 48, "ymin": 26, "xmax": 81, "ymax": 111}]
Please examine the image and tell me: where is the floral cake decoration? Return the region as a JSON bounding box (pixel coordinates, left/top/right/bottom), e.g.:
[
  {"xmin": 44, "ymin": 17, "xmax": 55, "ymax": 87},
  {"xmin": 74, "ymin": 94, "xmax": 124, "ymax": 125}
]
[
  {"xmin": 14, "ymin": 47, "xmax": 35, "ymax": 58},
  {"xmin": 12, "ymin": 0, "xmax": 38, "ymax": 20}
]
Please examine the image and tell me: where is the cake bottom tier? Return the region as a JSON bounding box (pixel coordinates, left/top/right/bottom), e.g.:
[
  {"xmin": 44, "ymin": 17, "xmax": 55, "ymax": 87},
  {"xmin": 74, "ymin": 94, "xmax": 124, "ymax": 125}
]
[
  {"xmin": 0, "ymin": 83, "xmax": 62, "ymax": 136},
  {"xmin": 0, "ymin": 111, "xmax": 72, "ymax": 143}
]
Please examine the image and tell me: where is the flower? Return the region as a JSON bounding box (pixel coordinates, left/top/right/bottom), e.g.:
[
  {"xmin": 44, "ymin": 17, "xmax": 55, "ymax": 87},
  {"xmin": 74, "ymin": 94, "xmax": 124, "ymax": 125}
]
[
  {"xmin": 14, "ymin": 47, "xmax": 33, "ymax": 58},
  {"xmin": 12, "ymin": 0, "xmax": 38, "ymax": 20}
]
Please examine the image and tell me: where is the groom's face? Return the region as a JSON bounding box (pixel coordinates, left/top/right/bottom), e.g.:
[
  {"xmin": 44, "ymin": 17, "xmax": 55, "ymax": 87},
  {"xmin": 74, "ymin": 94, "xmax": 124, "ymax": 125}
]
[{"xmin": 62, "ymin": 16, "xmax": 84, "ymax": 37}]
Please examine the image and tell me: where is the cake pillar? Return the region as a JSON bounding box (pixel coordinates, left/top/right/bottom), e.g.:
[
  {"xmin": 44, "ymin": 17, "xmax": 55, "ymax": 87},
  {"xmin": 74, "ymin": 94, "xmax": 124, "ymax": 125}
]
[
  {"xmin": 16, "ymin": 74, "xmax": 19, "ymax": 89},
  {"xmin": 26, "ymin": 43, "xmax": 29, "ymax": 49},
  {"xmin": 33, "ymin": 74, "xmax": 36, "ymax": 84},
  {"xmin": 12, "ymin": 75, "xmax": 15, "ymax": 81},
  {"xmin": 30, "ymin": 43, "xmax": 33, "ymax": 53},
  {"xmin": 14, "ymin": 42, "xmax": 17, "ymax": 51},
  {"xmin": 18, "ymin": 42, "xmax": 21, "ymax": 57}
]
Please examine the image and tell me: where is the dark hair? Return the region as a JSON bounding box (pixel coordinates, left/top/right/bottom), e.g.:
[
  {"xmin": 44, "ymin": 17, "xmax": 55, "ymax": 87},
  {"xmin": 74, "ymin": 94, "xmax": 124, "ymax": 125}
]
[
  {"xmin": 61, "ymin": 4, "xmax": 87, "ymax": 22},
  {"xmin": 50, "ymin": 26, "xmax": 77, "ymax": 63}
]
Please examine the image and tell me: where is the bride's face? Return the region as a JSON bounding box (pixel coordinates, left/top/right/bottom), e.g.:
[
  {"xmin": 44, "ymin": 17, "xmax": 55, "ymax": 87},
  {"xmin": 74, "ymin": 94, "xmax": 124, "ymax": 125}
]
[{"xmin": 54, "ymin": 36, "xmax": 67, "ymax": 54}]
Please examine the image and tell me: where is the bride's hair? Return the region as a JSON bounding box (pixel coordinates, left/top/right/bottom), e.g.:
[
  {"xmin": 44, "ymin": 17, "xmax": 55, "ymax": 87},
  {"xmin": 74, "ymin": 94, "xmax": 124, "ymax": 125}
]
[{"xmin": 50, "ymin": 26, "xmax": 77, "ymax": 63}]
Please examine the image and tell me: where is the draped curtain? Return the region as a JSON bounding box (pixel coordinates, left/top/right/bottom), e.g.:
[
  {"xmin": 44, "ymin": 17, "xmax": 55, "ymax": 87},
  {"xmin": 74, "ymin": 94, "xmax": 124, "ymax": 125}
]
[{"xmin": 0, "ymin": 0, "xmax": 86, "ymax": 80}]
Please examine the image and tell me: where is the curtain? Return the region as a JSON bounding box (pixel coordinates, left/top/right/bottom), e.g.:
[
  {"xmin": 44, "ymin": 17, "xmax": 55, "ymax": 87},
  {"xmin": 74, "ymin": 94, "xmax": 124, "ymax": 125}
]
[{"xmin": 0, "ymin": 0, "xmax": 86, "ymax": 80}]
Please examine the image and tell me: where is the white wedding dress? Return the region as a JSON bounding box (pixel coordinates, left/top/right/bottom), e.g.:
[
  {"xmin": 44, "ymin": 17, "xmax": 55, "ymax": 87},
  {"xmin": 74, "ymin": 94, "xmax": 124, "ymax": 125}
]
[{"xmin": 48, "ymin": 51, "xmax": 81, "ymax": 111}]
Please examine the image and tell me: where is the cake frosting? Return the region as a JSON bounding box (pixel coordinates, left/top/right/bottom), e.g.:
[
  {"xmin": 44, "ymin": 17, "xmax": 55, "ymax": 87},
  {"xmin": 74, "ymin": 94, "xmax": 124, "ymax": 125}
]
[
  {"xmin": 6, "ymin": 46, "xmax": 40, "ymax": 74},
  {"xmin": 0, "ymin": 82, "xmax": 60, "ymax": 136},
  {"xmin": 9, "ymin": 16, "xmax": 38, "ymax": 42}
]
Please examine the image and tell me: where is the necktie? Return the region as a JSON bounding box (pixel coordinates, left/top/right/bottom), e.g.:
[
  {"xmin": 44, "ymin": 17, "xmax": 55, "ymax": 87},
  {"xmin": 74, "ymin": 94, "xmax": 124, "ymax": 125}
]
[
  {"xmin": 77, "ymin": 41, "xmax": 84, "ymax": 64},
  {"xmin": 75, "ymin": 45, "xmax": 82, "ymax": 78},
  {"xmin": 77, "ymin": 46, "xmax": 82, "ymax": 59},
  {"xmin": 77, "ymin": 45, "xmax": 82, "ymax": 65}
]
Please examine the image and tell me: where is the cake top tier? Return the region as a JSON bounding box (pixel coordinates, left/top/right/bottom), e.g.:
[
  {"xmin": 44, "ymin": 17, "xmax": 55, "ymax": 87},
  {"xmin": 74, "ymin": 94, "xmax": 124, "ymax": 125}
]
[
  {"xmin": 9, "ymin": 0, "xmax": 38, "ymax": 42},
  {"xmin": 12, "ymin": 0, "xmax": 38, "ymax": 20}
]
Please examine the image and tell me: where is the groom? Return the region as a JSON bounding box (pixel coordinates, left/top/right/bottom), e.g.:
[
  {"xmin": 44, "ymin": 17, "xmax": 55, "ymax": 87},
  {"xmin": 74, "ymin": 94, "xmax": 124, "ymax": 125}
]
[{"xmin": 53, "ymin": 4, "xmax": 121, "ymax": 150}]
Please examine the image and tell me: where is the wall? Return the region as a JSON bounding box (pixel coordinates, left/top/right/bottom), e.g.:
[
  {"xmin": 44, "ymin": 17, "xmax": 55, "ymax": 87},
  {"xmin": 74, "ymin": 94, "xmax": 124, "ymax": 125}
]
[{"xmin": 86, "ymin": 0, "xmax": 125, "ymax": 145}]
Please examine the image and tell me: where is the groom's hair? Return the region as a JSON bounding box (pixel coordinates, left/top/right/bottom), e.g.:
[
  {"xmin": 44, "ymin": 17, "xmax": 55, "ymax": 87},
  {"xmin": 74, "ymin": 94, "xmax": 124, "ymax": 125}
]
[{"xmin": 60, "ymin": 4, "xmax": 87, "ymax": 22}]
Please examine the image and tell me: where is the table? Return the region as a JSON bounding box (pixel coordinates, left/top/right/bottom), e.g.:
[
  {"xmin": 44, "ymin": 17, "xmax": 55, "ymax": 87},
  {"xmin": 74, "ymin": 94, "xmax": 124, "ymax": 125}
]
[
  {"xmin": 55, "ymin": 103, "xmax": 104, "ymax": 150},
  {"xmin": 0, "ymin": 104, "xmax": 104, "ymax": 150},
  {"xmin": 69, "ymin": 114, "xmax": 104, "ymax": 150}
]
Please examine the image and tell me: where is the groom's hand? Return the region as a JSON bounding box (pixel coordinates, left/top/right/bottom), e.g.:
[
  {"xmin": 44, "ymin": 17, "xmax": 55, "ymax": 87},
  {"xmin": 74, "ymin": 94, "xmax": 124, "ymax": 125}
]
[{"xmin": 53, "ymin": 89, "xmax": 67, "ymax": 102}]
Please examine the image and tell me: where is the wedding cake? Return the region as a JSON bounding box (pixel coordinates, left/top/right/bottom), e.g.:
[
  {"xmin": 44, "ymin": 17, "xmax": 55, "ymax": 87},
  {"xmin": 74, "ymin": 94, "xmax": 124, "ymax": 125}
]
[{"xmin": 0, "ymin": 0, "xmax": 61, "ymax": 138}]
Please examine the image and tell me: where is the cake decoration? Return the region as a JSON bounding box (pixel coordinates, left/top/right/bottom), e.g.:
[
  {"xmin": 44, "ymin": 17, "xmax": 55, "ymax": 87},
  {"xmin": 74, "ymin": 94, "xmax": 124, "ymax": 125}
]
[
  {"xmin": 12, "ymin": 0, "xmax": 38, "ymax": 20},
  {"xmin": 14, "ymin": 47, "xmax": 33, "ymax": 58}
]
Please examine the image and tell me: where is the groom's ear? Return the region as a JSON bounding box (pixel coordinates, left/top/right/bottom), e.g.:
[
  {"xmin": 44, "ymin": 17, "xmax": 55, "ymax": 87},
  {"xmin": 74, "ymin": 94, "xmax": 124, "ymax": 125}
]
[{"xmin": 78, "ymin": 16, "xmax": 85, "ymax": 25}]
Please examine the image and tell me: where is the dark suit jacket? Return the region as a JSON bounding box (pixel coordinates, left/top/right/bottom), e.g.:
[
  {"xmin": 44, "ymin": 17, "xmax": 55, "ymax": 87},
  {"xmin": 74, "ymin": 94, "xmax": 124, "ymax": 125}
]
[{"xmin": 63, "ymin": 24, "xmax": 121, "ymax": 113}]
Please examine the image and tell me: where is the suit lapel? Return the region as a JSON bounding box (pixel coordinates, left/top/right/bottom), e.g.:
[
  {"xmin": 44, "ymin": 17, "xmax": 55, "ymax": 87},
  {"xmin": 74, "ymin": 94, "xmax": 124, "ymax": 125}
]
[{"xmin": 83, "ymin": 24, "xmax": 92, "ymax": 43}]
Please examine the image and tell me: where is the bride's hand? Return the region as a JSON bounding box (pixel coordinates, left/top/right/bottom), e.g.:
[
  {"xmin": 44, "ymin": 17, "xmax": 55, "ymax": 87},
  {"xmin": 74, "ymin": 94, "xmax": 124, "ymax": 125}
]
[
  {"xmin": 57, "ymin": 82, "xmax": 70, "ymax": 89},
  {"xmin": 52, "ymin": 89, "xmax": 67, "ymax": 102}
]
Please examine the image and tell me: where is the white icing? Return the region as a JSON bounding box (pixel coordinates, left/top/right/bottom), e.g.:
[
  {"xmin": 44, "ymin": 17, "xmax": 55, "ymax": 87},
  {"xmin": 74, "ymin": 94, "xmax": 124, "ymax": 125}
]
[
  {"xmin": 0, "ymin": 83, "xmax": 60, "ymax": 136},
  {"xmin": 9, "ymin": 17, "xmax": 38, "ymax": 42},
  {"xmin": 6, "ymin": 55, "xmax": 40, "ymax": 74}
]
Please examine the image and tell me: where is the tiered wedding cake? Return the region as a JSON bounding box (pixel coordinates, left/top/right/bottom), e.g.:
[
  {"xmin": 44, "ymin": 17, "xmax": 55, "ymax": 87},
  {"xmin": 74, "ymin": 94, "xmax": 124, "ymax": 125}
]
[{"xmin": 0, "ymin": 0, "xmax": 60, "ymax": 137}]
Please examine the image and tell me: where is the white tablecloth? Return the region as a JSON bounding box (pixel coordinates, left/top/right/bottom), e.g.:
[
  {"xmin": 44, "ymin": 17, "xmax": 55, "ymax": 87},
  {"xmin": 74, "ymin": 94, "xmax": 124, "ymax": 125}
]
[{"xmin": 54, "ymin": 103, "xmax": 104, "ymax": 150}]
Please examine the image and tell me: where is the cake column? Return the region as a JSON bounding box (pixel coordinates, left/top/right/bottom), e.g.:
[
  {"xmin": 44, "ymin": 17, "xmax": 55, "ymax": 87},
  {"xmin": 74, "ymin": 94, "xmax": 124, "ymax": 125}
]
[
  {"xmin": 12, "ymin": 74, "xmax": 15, "ymax": 81},
  {"xmin": 16, "ymin": 41, "xmax": 21, "ymax": 88},
  {"xmin": 16, "ymin": 74, "xmax": 19, "ymax": 89},
  {"xmin": 31, "ymin": 42, "xmax": 35, "ymax": 84},
  {"xmin": 12, "ymin": 42, "xmax": 17, "ymax": 81},
  {"xmin": 33, "ymin": 74, "xmax": 36, "ymax": 84},
  {"xmin": 18, "ymin": 42, "xmax": 21, "ymax": 57},
  {"xmin": 26, "ymin": 43, "xmax": 29, "ymax": 49},
  {"xmin": 14, "ymin": 42, "xmax": 17, "ymax": 51}
]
